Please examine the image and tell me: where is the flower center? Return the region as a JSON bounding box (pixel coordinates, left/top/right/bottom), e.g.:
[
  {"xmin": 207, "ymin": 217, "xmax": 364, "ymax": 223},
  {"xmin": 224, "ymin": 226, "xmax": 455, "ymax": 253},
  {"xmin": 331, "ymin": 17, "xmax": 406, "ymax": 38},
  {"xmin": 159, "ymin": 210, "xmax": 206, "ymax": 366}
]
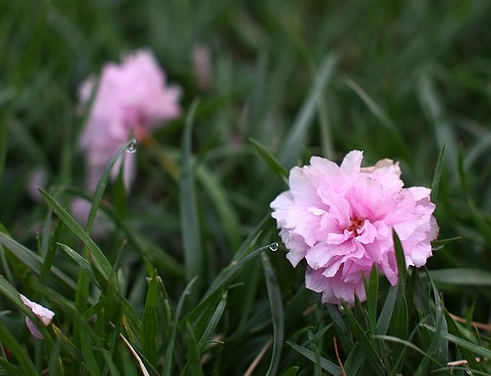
[{"xmin": 347, "ymin": 217, "xmax": 364, "ymax": 236}]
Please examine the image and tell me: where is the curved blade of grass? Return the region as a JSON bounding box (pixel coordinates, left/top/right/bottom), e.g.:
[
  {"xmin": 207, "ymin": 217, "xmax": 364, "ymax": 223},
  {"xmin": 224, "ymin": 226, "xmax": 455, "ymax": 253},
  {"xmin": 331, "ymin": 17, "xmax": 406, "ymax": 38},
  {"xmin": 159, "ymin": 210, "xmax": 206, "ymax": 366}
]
[
  {"xmin": 418, "ymin": 72, "xmax": 458, "ymax": 175},
  {"xmin": 429, "ymin": 268, "xmax": 491, "ymax": 286},
  {"xmin": 430, "ymin": 145, "xmax": 445, "ymax": 203},
  {"xmin": 120, "ymin": 334, "xmax": 152, "ymax": 376},
  {"xmin": 58, "ymin": 243, "xmax": 98, "ymax": 287},
  {"xmin": 281, "ymin": 366, "xmax": 299, "ymax": 376},
  {"xmin": 414, "ymin": 271, "xmax": 448, "ymax": 375},
  {"xmin": 288, "ymin": 342, "xmax": 341, "ymax": 376},
  {"xmin": 423, "ymin": 324, "xmax": 491, "ymax": 364},
  {"xmin": 376, "ymin": 285, "xmax": 398, "ymax": 336},
  {"xmin": 180, "ymin": 99, "xmax": 203, "ymax": 285},
  {"xmin": 373, "ymin": 335, "xmax": 447, "ymax": 370},
  {"xmin": 0, "ymin": 326, "xmax": 37, "ymax": 376},
  {"xmin": 184, "ymin": 214, "xmax": 270, "ymax": 323},
  {"xmin": 183, "ymin": 321, "xmax": 204, "ymax": 376},
  {"xmin": 326, "ymin": 304, "xmax": 352, "ymax": 350},
  {"xmin": 52, "ymin": 325, "xmax": 84, "ymax": 363},
  {"xmin": 196, "ymin": 164, "xmax": 241, "ymax": 251},
  {"xmin": 343, "ymin": 77, "xmax": 409, "ymax": 160},
  {"xmin": 249, "ymin": 137, "xmax": 288, "ymax": 180},
  {"xmin": 0, "ymin": 120, "xmax": 6, "ymax": 187},
  {"xmin": 163, "ymin": 277, "xmax": 197, "ymax": 376},
  {"xmin": 341, "ymin": 302, "xmax": 386, "ymax": 376},
  {"xmin": 280, "ymin": 53, "xmax": 338, "ymax": 169},
  {"xmin": 457, "ymin": 148, "xmax": 491, "ymax": 246},
  {"xmin": 0, "ymin": 358, "xmax": 29, "ymax": 376},
  {"xmin": 262, "ymin": 252, "xmax": 284, "ymax": 376},
  {"xmin": 141, "ymin": 271, "xmax": 158, "ymax": 365},
  {"xmin": 0, "ymin": 232, "xmax": 77, "ymax": 292},
  {"xmin": 393, "ymin": 229, "xmax": 407, "ymax": 292},
  {"xmin": 197, "ymin": 290, "xmax": 227, "ymax": 349},
  {"xmin": 40, "ymin": 189, "xmax": 112, "ymax": 279}
]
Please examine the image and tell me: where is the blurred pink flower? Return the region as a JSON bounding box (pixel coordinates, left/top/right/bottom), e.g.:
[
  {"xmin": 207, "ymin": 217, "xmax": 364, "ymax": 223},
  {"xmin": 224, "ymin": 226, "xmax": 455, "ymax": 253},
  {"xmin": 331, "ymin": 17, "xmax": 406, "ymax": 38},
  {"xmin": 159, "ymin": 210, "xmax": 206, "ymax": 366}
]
[
  {"xmin": 78, "ymin": 49, "xmax": 181, "ymax": 191},
  {"xmin": 20, "ymin": 295, "xmax": 55, "ymax": 340},
  {"xmin": 270, "ymin": 151, "xmax": 438, "ymax": 306}
]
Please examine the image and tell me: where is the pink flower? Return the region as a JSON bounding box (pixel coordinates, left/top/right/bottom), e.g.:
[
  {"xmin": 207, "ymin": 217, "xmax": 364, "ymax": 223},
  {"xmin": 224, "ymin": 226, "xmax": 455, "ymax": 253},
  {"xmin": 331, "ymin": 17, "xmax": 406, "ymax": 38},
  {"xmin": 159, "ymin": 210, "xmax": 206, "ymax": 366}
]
[
  {"xmin": 78, "ymin": 49, "xmax": 181, "ymax": 191},
  {"xmin": 20, "ymin": 295, "xmax": 55, "ymax": 339},
  {"xmin": 270, "ymin": 151, "xmax": 438, "ymax": 306}
]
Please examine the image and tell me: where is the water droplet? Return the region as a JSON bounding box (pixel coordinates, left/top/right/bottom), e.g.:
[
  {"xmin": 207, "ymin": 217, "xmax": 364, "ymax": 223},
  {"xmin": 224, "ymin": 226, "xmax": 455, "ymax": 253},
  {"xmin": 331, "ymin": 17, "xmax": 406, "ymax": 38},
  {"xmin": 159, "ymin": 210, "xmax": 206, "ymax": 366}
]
[
  {"xmin": 127, "ymin": 139, "xmax": 137, "ymax": 153},
  {"xmin": 337, "ymin": 305, "xmax": 345, "ymax": 314},
  {"xmin": 269, "ymin": 242, "xmax": 279, "ymax": 252}
]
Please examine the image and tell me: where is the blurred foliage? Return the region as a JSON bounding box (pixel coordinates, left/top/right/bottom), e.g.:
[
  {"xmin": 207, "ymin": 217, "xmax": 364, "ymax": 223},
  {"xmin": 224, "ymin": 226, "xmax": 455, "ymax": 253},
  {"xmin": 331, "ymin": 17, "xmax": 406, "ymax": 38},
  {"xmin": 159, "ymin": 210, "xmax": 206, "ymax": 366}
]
[{"xmin": 1, "ymin": 0, "xmax": 491, "ymax": 374}]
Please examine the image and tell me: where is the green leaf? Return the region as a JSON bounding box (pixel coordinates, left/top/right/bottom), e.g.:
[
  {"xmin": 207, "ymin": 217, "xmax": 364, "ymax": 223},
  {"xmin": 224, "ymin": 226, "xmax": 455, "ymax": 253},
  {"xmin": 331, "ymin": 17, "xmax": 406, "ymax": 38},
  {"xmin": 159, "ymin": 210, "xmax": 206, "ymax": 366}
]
[
  {"xmin": 280, "ymin": 53, "xmax": 338, "ymax": 169},
  {"xmin": 430, "ymin": 145, "xmax": 445, "ymax": 203},
  {"xmin": 281, "ymin": 366, "xmax": 299, "ymax": 376},
  {"xmin": 0, "ymin": 331, "xmax": 36, "ymax": 375},
  {"xmin": 422, "ymin": 324, "xmax": 491, "ymax": 367},
  {"xmin": 287, "ymin": 342, "xmax": 341, "ymax": 375},
  {"xmin": 262, "ymin": 253, "xmax": 284, "ymax": 376},
  {"xmin": 393, "ymin": 229, "xmax": 407, "ymax": 292},
  {"xmin": 418, "ymin": 72, "xmax": 458, "ymax": 173},
  {"xmin": 58, "ymin": 243, "xmax": 98, "ymax": 287},
  {"xmin": 377, "ymin": 285, "xmax": 398, "ymax": 336},
  {"xmin": 249, "ymin": 138, "xmax": 288, "ymax": 180},
  {"xmin": 196, "ymin": 164, "xmax": 241, "ymax": 251},
  {"xmin": 0, "ymin": 232, "xmax": 77, "ymax": 293},
  {"xmin": 180, "ymin": 99, "xmax": 203, "ymax": 286},
  {"xmin": 163, "ymin": 277, "xmax": 197, "ymax": 376},
  {"xmin": 429, "ymin": 268, "xmax": 491, "ymax": 286},
  {"xmin": 141, "ymin": 271, "xmax": 158, "ymax": 365},
  {"xmin": 341, "ymin": 302, "xmax": 386, "ymax": 376},
  {"xmin": 40, "ymin": 189, "xmax": 112, "ymax": 280},
  {"xmin": 343, "ymin": 77, "xmax": 409, "ymax": 161},
  {"xmin": 197, "ymin": 291, "xmax": 227, "ymax": 349},
  {"xmin": 183, "ymin": 321, "xmax": 204, "ymax": 376}
]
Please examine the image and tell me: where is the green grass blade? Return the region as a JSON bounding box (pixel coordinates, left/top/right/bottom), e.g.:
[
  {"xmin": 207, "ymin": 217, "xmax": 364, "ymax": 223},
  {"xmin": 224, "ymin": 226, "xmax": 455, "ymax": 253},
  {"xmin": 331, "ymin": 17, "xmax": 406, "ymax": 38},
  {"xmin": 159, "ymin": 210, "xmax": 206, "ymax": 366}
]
[
  {"xmin": 0, "ymin": 327, "xmax": 37, "ymax": 376},
  {"xmin": 377, "ymin": 285, "xmax": 398, "ymax": 336},
  {"xmin": 196, "ymin": 164, "xmax": 241, "ymax": 251},
  {"xmin": 0, "ymin": 232, "xmax": 77, "ymax": 292},
  {"xmin": 141, "ymin": 271, "xmax": 158, "ymax": 366},
  {"xmin": 0, "ymin": 358, "xmax": 29, "ymax": 376},
  {"xmin": 52, "ymin": 325, "xmax": 84, "ymax": 363},
  {"xmin": 249, "ymin": 138, "xmax": 288, "ymax": 180},
  {"xmin": 281, "ymin": 366, "xmax": 299, "ymax": 376},
  {"xmin": 393, "ymin": 229, "xmax": 407, "ymax": 292},
  {"xmin": 429, "ymin": 268, "xmax": 491, "ymax": 286},
  {"xmin": 418, "ymin": 72, "xmax": 458, "ymax": 174},
  {"xmin": 183, "ymin": 321, "xmax": 204, "ymax": 376},
  {"xmin": 430, "ymin": 145, "xmax": 445, "ymax": 203},
  {"xmin": 40, "ymin": 189, "xmax": 112, "ymax": 279},
  {"xmin": 423, "ymin": 324, "xmax": 491, "ymax": 365},
  {"xmin": 180, "ymin": 99, "xmax": 203, "ymax": 285},
  {"xmin": 58, "ymin": 243, "xmax": 99, "ymax": 287},
  {"xmin": 197, "ymin": 291, "xmax": 227, "ymax": 349},
  {"xmin": 373, "ymin": 335, "xmax": 447, "ymax": 369},
  {"xmin": 341, "ymin": 302, "xmax": 386, "ymax": 376},
  {"xmin": 261, "ymin": 253, "xmax": 284, "ymax": 376},
  {"xmin": 0, "ymin": 120, "xmax": 7, "ymax": 188},
  {"xmin": 163, "ymin": 277, "xmax": 197, "ymax": 376},
  {"xmin": 280, "ymin": 53, "xmax": 338, "ymax": 169},
  {"xmin": 326, "ymin": 304, "xmax": 353, "ymax": 350},
  {"xmin": 287, "ymin": 342, "xmax": 341, "ymax": 375}
]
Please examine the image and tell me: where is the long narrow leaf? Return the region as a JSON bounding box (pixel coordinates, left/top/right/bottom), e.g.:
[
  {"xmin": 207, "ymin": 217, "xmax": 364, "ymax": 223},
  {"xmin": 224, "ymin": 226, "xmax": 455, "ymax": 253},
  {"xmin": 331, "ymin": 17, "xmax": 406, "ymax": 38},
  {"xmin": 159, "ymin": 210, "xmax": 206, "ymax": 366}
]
[
  {"xmin": 280, "ymin": 53, "xmax": 338, "ymax": 169},
  {"xmin": 262, "ymin": 253, "xmax": 284, "ymax": 376},
  {"xmin": 288, "ymin": 342, "xmax": 341, "ymax": 376},
  {"xmin": 180, "ymin": 99, "xmax": 203, "ymax": 285}
]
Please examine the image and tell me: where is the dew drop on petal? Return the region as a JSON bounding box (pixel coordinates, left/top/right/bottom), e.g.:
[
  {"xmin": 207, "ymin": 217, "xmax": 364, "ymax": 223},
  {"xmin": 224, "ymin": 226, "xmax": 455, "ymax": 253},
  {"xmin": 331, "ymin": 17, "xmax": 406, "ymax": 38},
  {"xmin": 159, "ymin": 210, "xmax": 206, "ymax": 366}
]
[
  {"xmin": 127, "ymin": 139, "xmax": 138, "ymax": 153},
  {"xmin": 269, "ymin": 242, "xmax": 279, "ymax": 252}
]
